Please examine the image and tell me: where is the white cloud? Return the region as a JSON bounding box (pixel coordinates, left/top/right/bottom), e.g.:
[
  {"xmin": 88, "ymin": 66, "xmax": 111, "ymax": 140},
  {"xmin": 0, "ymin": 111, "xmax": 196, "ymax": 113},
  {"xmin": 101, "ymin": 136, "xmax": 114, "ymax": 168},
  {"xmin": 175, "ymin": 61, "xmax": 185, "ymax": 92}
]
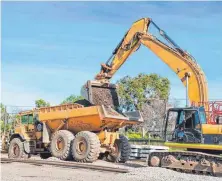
[{"xmin": 1, "ymin": 63, "xmax": 95, "ymax": 106}]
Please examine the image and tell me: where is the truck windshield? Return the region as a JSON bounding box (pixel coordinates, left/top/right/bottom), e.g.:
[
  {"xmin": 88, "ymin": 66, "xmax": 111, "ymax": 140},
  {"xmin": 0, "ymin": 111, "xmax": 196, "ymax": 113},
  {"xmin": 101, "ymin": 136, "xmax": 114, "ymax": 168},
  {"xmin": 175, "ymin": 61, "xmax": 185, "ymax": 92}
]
[{"xmin": 21, "ymin": 114, "xmax": 33, "ymax": 124}]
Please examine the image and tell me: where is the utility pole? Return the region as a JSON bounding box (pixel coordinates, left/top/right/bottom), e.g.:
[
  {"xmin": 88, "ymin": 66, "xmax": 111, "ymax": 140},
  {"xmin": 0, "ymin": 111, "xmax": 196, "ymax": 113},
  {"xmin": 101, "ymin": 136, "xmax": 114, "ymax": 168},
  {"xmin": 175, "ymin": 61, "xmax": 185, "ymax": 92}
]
[
  {"xmin": 162, "ymin": 99, "xmax": 167, "ymax": 138},
  {"xmin": 185, "ymin": 72, "xmax": 191, "ymax": 107}
]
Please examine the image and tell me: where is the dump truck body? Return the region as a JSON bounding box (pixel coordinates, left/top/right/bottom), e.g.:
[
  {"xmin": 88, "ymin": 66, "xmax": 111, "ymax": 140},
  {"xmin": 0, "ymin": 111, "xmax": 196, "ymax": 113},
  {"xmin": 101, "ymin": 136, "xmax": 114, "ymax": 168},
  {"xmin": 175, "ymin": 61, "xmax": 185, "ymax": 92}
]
[{"xmin": 38, "ymin": 104, "xmax": 140, "ymax": 133}]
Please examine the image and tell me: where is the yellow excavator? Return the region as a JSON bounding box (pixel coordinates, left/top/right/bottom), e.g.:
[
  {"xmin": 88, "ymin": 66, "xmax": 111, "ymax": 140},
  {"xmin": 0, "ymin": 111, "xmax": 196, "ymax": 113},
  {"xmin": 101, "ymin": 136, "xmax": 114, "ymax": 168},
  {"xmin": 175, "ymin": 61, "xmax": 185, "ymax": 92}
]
[{"xmin": 82, "ymin": 18, "xmax": 222, "ymax": 176}]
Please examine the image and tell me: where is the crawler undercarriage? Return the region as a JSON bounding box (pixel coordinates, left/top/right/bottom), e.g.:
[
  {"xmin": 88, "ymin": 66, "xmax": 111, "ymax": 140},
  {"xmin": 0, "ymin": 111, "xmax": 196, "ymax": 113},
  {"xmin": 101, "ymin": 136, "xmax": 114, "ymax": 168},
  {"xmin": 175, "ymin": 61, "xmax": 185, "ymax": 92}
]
[{"xmin": 148, "ymin": 150, "xmax": 222, "ymax": 177}]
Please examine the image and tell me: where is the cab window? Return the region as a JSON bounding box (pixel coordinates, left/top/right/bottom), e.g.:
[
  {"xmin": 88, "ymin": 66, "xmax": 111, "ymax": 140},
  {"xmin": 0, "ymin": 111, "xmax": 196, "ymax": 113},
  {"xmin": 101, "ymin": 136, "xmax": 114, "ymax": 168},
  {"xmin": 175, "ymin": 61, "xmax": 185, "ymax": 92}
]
[
  {"xmin": 216, "ymin": 116, "xmax": 222, "ymax": 124},
  {"xmin": 178, "ymin": 111, "xmax": 185, "ymax": 124},
  {"xmin": 165, "ymin": 111, "xmax": 178, "ymax": 141},
  {"xmin": 21, "ymin": 115, "xmax": 28, "ymax": 124},
  {"xmin": 28, "ymin": 114, "xmax": 34, "ymax": 124},
  {"xmin": 21, "ymin": 114, "xmax": 33, "ymax": 124},
  {"xmin": 199, "ymin": 111, "xmax": 207, "ymax": 124}
]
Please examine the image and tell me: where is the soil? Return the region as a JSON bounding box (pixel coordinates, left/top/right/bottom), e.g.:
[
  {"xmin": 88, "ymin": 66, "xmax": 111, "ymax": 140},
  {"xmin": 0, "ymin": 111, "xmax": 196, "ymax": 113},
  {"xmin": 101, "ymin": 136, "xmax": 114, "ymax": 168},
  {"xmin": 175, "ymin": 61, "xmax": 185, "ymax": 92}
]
[{"xmin": 91, "ymin": 87, "xmax": 119, "ymax": 108}]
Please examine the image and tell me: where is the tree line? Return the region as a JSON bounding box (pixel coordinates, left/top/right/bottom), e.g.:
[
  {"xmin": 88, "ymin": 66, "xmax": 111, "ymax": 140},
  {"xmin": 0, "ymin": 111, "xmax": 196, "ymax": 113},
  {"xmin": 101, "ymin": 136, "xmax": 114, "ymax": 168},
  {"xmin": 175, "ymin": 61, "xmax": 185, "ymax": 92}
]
[{"xmin": 35, "ymin": 73, "xmax": 170, "ymax": 109}]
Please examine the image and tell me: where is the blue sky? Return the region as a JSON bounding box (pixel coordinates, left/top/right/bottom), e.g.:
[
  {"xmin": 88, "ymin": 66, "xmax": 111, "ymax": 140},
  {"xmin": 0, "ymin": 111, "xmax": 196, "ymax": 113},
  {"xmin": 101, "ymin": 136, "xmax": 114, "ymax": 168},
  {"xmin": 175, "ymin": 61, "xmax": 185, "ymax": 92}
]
[{"xmin": 1, "ymin": 1, "xmax": 222, "ymax": 107}]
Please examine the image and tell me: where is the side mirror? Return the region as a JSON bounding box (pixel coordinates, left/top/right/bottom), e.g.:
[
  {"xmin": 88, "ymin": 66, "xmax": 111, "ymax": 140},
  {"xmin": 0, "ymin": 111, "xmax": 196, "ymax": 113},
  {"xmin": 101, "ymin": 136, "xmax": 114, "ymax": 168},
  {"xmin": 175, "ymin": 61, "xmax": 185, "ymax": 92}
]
[{"xmin": 216, "ymin": 116, "xmax": 222, "ymax": 124}]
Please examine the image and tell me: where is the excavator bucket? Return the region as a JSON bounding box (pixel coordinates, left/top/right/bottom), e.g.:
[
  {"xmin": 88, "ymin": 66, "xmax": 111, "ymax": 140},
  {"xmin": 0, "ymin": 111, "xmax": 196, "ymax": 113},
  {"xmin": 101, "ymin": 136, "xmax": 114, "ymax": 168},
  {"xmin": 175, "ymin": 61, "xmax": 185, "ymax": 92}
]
[
  {"xmin": 81, "ymin": 80, "xmax": 120, "ymax": 109},
  {"xmin": 81, "ymin": 80, "xmax": 143, "ymax": 122}
]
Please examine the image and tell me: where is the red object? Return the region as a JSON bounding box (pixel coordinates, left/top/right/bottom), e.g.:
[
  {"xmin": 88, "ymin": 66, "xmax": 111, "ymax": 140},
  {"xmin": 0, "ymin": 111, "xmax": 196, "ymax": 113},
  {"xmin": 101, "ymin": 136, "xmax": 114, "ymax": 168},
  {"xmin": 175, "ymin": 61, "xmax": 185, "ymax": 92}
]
[{"xmin": 192, "ymin": 101, "xmax": 222, "ymax": 124}]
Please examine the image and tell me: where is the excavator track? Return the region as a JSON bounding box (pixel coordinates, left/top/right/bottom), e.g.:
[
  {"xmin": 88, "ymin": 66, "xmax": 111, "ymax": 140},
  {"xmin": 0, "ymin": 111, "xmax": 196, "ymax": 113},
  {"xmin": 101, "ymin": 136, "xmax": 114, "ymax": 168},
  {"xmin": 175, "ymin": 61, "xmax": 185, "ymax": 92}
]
[{"xmin": 147, "ymin": 151, "xmax": 222, "ymax": 177}]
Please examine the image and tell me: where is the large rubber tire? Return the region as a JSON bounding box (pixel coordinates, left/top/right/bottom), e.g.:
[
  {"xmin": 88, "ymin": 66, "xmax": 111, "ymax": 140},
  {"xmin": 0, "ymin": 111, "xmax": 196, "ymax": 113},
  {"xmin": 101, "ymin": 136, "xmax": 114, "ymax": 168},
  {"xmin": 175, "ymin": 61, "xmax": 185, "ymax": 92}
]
[
  {"xmin": 8, "ymin": 138, "xmax": 30, "ymax": 159},
  {"xmin": 50, "ymin": 130, "xmax": 74, "ymax": 160},
  {"xmin": 72, "ymin": 131, "xmax": 100, "ymax": 163},
  {"xmin": 40, "ymin": 152, "xmax": 52, "ymax": 159},
  {"xmin": 106, "ymin": 135, "xmax": 131, "ymax": 163}
]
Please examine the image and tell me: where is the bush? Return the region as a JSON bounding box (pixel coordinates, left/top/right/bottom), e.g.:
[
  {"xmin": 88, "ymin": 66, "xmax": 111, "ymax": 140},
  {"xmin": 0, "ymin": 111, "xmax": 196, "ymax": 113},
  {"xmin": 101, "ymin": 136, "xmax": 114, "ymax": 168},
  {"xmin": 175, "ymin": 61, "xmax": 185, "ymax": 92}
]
[
  {"xmin": 125, "ymin": 129, "xmax": 162, "ymax": 140},
  {"xmin": 125, "ymin": 130, "xmax": 150, "ymax": 139},
  {"xmin": 126, "ymin": 132, "xmax": 143, "ymax": 139}
]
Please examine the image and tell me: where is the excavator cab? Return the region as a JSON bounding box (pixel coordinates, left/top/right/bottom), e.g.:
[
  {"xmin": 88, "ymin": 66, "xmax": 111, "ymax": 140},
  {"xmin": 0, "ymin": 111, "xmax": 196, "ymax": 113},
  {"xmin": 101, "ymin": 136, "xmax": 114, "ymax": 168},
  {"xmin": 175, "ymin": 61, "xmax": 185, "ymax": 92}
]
[
  {"xmin": 164, "ymin": 107, "xmax": 207, "ymax": 144},
  {"xmin": 164, "ymin": 106, "xmax": 222, "ymax": 154}
]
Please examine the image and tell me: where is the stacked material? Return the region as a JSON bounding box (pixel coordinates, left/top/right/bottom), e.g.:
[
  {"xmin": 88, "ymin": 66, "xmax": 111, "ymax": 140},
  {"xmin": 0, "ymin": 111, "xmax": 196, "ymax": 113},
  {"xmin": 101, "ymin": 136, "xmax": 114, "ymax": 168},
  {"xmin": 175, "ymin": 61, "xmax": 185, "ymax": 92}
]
[{"xmin": 130, "ymin": 144, "xmax": 169, "ymax": 160}]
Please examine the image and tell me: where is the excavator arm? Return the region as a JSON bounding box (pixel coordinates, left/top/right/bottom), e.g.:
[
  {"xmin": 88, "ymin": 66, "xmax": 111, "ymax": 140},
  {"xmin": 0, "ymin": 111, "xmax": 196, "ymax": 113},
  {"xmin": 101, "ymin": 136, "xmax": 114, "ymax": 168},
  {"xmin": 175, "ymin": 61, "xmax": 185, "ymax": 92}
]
[
  {"xmin": 95, "ymin": 18, "xmax": 150, "ymax": 80},
  {"xmin": 94, "ymin": 18, "xmax": 208, "ymax": 105}
]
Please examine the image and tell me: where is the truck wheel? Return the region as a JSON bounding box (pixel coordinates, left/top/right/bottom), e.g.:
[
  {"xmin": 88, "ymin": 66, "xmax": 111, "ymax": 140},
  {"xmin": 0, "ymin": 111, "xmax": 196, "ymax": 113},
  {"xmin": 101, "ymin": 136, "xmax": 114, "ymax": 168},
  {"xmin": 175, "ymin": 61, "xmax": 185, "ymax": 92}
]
[
  {"xmin": 50, "ymin": 130, "xmax": 74, "ymax": 160},
  {"xmin": 72, "ymin": 131, "xmax": 100, "ymax": 163},
  {"xmin": 8, "ymin": 138, "xmax": 30, "ymax": 159},
  {"xmin": 106, "ymin": 135, "xmax": 131, "ymax": 163},
  {"xmin": 40, "ymin": 152, "xmax": 52, "ymax": 159}
]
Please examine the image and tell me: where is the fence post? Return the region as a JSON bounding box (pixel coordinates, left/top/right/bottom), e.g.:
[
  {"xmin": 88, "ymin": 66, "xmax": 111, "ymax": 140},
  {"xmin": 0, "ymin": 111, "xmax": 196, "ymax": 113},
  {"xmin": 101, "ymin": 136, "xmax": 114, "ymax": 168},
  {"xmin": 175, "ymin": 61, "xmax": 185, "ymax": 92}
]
[
  {"xmin": 3, "ymin": 106, "xmax": 7, "ymax": 136},
  {"xmin": 142, "ymin": 127, "xmax": 145, "ymax": 138},
  {"xmin": 148, "ymin": 133, "xmax": 151, "ymax": 145}
]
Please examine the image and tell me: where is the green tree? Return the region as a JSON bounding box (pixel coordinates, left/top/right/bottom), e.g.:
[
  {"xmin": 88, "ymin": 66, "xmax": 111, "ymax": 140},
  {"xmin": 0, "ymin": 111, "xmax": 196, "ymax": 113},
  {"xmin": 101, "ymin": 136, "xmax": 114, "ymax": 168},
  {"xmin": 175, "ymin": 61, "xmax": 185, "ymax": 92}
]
[
  {"xmin": 0, "ymin": 103, "xmax": 11, "ymax": 133},
  {"xmin": 61, "ymin": 95, "xmax": 84, "ymax": 104},
  {"xmin": 35, "ymin": 99, "xmax": 50, "ymax": 108},
  {"xmin": 1, "ymin": 103, "xmax": 7, "ymax": 133},
  {"xmin": 0, "ymin": 120, "xmax": 4, "ymax": 133},
  {"xmin": 116, "ymin": 73, "xmax": 170, "ymax": 111},
  {"xmin": 1, "ymin": 103, "xmax": 7, "ymax": 120}
]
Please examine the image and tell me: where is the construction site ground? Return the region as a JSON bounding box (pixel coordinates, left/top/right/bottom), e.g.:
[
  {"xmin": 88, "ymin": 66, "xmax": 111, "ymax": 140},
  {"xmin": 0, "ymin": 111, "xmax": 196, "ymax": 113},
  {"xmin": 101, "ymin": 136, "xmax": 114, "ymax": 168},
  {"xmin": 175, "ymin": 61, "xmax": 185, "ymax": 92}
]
[{"xmin": 1, "ymin": 153, "xmax": 221, "ymax": 181}]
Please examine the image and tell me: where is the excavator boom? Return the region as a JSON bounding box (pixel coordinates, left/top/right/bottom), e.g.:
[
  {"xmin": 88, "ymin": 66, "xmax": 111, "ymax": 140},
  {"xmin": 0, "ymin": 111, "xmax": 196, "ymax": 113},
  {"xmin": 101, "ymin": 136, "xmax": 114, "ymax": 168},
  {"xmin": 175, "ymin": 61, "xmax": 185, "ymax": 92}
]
[
  {"xmin": 139, "ymin": 33, "xmax": 208, "ymax": 105},
  {"xmin": 93, "ymin": 18, "xmax": 208, "ymax": 106}
]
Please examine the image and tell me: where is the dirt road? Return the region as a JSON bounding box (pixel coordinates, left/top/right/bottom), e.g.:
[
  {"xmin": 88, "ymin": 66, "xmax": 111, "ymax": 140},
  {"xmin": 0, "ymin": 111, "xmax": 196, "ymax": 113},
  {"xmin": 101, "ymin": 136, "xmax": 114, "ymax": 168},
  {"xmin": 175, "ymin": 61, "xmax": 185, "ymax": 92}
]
[{"xmin": 1, "ymin": 153, "xmax": 221, "ymax": 181}]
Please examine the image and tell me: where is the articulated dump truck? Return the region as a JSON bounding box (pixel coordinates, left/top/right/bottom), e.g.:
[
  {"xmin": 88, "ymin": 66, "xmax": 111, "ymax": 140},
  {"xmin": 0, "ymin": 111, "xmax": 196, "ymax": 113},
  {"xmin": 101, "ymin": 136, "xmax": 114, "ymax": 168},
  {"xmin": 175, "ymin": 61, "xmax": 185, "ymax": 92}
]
[{"xmin": 6, "ymin": 81, "xmax": 143, "ymax": 163}]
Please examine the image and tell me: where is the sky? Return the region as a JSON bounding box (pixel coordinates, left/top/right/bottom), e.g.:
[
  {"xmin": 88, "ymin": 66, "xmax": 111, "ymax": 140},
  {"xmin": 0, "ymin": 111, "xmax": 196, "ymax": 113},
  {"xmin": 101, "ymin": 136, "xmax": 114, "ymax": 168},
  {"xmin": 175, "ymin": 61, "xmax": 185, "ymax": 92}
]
[{"xmin": 1, "ymin": 1, "xmax": 222, "ymax": 108}]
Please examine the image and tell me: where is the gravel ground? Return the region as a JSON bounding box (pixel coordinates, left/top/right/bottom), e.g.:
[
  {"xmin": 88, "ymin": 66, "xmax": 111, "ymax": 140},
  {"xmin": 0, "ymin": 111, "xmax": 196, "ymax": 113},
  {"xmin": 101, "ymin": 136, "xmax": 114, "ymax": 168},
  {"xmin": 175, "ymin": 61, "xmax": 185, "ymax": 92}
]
[{"xmin": 1, "ymin": 153, "xmax": 221, "ymax": 181}]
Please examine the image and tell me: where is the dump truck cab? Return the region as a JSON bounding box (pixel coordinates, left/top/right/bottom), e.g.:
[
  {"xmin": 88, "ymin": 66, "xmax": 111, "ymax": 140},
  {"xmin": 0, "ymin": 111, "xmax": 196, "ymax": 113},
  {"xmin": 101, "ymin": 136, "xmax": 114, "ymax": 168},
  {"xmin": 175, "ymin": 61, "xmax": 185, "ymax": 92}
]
[{"xmin": 7, "ymin": 109, "xmax": 48, "ymax": 156}]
